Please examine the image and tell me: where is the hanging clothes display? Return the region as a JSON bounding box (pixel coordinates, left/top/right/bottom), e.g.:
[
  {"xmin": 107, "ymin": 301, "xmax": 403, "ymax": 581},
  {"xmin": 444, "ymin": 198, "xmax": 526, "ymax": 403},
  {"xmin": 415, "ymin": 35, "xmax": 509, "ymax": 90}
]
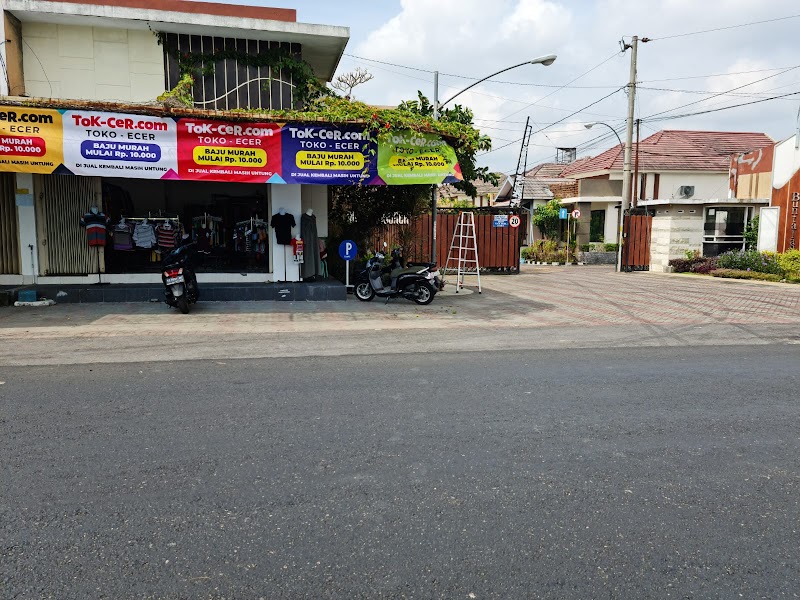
[
  {"xmin": 133, "ymin": 220, "xmax": 157, "ymax": 249},
  {"xmin": 113, "ymin": 219, "xmax": 134, "ymax": 251},
  {"xmin": 156, "ymin": 221, "xmax": 180, "ymax": 250},
  {"xmin": 80, "ymin": 209, "xmax": 110, "ymax": 247},
  {"xmin": 291, "ymin": 236, "xmax": 304, "ymax": 263},
  {"xmin": 300, "ymin": 210, "xmax": 321, "ymax": 279}
]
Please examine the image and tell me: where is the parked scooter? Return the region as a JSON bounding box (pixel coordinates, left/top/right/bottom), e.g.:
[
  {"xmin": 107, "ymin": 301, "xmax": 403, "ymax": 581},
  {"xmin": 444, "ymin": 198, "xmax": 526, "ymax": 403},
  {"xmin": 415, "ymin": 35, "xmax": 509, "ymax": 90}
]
[
  {"xmin": 354, "ymin": 248, "xmax": 438, "ymax": 305},
  {"xmin": 388, "ymin": 247, "xmax": 443, "ymax": 291},
  {"xmin": 162, "ymin": 242, "xmax": 201, "ymax": 314}
]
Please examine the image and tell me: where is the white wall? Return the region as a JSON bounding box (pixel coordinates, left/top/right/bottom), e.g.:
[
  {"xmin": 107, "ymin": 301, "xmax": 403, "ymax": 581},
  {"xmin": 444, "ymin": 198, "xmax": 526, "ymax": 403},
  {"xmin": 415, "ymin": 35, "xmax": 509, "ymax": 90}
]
[
  {"xmin": 588, "ymin": 201, "xmax": 619, "ymax": 244},
  {"xmin": 649, "ymin": 209, "xmax": 704, "ymax": 272},
  {"xmin": 14, "ymin": 172, "xmax": 38, "ymax": 283},
  {"xmin": 655, "ymin": 172, "xmax": 729, "ymax": 201},
  {"xmin": 22, "ymin": 22, "xmax": 165, "ymax": 101},
  {"xmin": 773, "ymin": 135, "xmax": 800, "ymax": 189}
]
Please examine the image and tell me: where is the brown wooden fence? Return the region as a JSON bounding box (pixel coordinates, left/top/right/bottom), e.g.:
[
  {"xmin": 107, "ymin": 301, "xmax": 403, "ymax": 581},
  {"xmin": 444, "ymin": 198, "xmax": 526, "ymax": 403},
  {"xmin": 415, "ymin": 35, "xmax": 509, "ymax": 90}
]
[
  {"xmin": 622, "ymin": 214, "xmax": 653, "ymax": 271},
  {"xmin": 372, "ymin": 211, "xmax": 525, "ymax": 271}
]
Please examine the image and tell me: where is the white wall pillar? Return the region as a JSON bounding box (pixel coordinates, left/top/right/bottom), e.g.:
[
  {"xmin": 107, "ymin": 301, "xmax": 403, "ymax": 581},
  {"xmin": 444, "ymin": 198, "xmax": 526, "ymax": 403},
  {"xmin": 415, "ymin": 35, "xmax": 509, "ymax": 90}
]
[
  {"xmin": 270, "ymin": 184, "xmax": 302, "ymax": 282},
  {"xmin": 0, "ymin": 16, "xmax": 8, "ymax": 96},
  {"xmin": 15, "ymin": 173, "xmax": 39, "ymax": 283}
]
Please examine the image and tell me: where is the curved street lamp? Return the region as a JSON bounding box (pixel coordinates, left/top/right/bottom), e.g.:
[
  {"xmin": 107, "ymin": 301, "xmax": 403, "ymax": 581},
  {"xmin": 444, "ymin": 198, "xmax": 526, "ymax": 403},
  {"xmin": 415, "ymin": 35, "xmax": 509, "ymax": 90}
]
[
  {"xmin": 435, "ymin": 55, "xmax": 558, "ymax": 117},
  {"xmin": 430, "ymin": 54, "xmax": 558, "ymax": 262},
  {"xmin": 584, "ymin": 122, "xmax": 623, "ymax": 148}
]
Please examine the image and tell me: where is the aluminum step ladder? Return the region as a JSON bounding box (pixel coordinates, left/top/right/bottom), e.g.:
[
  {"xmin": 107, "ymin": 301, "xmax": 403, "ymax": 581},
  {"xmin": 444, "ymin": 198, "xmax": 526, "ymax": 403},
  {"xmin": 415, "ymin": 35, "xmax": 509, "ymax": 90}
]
[{"xmin": 442, "ymin": 211, "xmax": 481, "ymax": 293}]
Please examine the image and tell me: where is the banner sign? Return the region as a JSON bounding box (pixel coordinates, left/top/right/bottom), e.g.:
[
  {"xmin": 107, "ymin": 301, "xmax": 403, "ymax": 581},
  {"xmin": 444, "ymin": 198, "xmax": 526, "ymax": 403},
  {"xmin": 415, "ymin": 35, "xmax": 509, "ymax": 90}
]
[
  {"xmin": 0, "ymin": 107, "xmax": 63, "ymax": 174},
  {"xmin": 0, "ymin": 107, "xmax": 460, "ymax": 186},
  {"xmin": 281, "ymin": 124, "xmax": 378, "ymax": 185},
  {"xmin": 64, "ymin": 111, "xmax": 178, "ymax": 179},
  {"xmin": 377, "ymin": 131, "xmax": 459, "ymax": 185},
  {"xmin": 177, "ymin": 118, "xmax": 283, "ymax": 183}
]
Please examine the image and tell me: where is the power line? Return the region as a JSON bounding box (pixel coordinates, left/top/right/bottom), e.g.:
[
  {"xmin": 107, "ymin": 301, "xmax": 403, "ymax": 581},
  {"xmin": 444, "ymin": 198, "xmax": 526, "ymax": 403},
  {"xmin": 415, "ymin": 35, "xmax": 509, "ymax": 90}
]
[
  {"xmin": 643, "ymin": 65, "xmax": 800, "ymax": 120},
  {"xmin": 643, "ymin": 90, "xmax": 800, "ymax": 122},
  {"xmin": 639, "ymin": 64, "xmax": 800, "ymax": 83},
  {"xmin": 478, "ymin": 88, "xmax": 624, "ymax": 156},
  {"xmin": 342, "ymin": 52, "xmax": 624, "ymax": 89},
  {"xmin": 497, "ymin": 51, "xmax": 623, "ymax": 122},
  {"xmin": 650, "ymin": 13, "xmax": 800, "ymax": 41}
]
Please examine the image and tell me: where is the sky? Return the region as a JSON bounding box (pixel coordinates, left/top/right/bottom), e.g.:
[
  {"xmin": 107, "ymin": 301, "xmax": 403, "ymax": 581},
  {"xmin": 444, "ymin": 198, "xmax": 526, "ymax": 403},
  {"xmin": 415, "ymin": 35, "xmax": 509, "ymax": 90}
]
[{"xmin": 209, "ymin": 0, "xmax": 800, "ymax": 175}]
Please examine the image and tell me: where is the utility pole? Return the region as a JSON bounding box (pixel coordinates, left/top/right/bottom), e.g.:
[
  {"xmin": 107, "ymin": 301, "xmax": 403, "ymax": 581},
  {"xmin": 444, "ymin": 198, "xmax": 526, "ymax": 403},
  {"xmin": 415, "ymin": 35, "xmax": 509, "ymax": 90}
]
[
  {"xmin": 431, "ymin": 71, "xmax": 440, "ymax": 264},
  {"xmin": 633, "ymin": 118, "xmax": 641, "ymax": 208},
  {"xmin": 617, "ymin": 35, "xmax": 647, "ymax": 272}
]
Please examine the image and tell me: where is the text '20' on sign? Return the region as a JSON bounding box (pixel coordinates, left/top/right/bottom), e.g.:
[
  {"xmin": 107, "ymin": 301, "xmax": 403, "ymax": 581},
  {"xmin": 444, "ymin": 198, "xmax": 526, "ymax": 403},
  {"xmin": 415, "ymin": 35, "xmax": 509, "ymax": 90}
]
[{"xmin": 509, "ymin": 215, "xmax": 521, "ymax": 228}]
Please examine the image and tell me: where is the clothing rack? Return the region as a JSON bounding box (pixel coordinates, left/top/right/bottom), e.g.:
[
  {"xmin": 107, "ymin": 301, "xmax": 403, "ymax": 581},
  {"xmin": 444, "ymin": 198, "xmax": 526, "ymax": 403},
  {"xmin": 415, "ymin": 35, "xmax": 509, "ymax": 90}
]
[
  {"xmin": 192, "ymin": 213, "xmax": 222, "ymax": 224},
  {"xmin": 126, "ymin": 215, "xmax": 180, "ymax": 223},
  {"xmin": 236, "ymin": 217, "xmax": 265, "ymax": 228}
]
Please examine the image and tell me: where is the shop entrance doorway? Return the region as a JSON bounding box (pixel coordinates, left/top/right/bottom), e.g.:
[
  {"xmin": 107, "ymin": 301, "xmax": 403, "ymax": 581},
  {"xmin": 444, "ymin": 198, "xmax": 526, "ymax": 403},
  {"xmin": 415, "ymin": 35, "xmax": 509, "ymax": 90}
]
[{"xmin": 102, "ymin": 178, "xmax": 271, "ymax": 274}]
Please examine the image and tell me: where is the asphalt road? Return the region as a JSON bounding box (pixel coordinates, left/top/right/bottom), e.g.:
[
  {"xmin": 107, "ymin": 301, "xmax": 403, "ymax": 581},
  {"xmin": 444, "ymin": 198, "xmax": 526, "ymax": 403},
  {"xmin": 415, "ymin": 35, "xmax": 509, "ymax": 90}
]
[{"xmin": 2, "ymin": 345, "xmax": 799, "ymax": 599}]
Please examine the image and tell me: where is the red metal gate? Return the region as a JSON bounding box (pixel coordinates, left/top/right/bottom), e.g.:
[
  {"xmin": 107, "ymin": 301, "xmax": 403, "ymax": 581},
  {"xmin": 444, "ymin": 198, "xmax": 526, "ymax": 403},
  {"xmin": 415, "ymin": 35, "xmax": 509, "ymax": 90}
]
[{"xmin": 622, "ymin": 214, "xmax": 653, "ymax": 271}]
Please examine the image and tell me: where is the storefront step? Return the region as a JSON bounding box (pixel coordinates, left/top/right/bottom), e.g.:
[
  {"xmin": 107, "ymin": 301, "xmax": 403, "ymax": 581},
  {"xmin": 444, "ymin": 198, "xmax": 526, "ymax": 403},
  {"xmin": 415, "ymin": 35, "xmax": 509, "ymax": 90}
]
[{"xmin": 1, "ymin": 281, "xmax": 346, "ymax": 304}]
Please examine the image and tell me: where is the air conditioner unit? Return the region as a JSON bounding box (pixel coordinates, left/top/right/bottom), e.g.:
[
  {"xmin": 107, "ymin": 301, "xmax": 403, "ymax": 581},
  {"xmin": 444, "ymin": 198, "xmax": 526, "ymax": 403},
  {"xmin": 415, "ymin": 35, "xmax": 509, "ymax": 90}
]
[{"xmin": 678, "ymin": 185, "xmax": 695, "ymax": 198}]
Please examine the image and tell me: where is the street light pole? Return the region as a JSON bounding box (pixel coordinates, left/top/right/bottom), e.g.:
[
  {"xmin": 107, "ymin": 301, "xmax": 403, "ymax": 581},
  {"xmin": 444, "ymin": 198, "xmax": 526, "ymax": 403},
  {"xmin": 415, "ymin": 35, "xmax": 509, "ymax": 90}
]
[
  {"xmin": 430, "ymin": 54, "xmax": 557, "ymax": 264},
  {"xmin": 584, "ymin": 121, "xmax": 623, "ymax": 148}
]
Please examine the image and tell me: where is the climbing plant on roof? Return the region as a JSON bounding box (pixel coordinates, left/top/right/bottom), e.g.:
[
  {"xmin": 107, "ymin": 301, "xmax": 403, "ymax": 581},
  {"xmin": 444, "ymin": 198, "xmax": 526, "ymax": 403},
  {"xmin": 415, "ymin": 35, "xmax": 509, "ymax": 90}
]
[{"xmin": 156, "ymin": 32, "xmax": 329, "ymax": 107}]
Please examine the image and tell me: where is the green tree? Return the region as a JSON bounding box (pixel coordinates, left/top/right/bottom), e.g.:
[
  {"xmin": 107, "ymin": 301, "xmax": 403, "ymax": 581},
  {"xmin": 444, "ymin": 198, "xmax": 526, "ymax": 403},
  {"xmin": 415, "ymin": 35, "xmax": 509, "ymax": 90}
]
[{"xmin": 532, "ymin": 199, "xmax": 562, "ymax": 240}]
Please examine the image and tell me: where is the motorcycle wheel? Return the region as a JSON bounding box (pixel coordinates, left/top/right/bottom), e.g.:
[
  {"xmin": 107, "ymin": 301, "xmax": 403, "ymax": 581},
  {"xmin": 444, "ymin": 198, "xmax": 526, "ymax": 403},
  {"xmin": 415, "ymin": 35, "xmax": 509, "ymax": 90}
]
[
  {"xmin": 177, "ymin": 295, "xmax": 190, "ymax": 314},
  {"xmin": 355, "ymin": 282, "xmax": 375, "ymax": 302},
  {"xmin": 413, "ymin": 281, "xmax": 435, "ymax": 305}
]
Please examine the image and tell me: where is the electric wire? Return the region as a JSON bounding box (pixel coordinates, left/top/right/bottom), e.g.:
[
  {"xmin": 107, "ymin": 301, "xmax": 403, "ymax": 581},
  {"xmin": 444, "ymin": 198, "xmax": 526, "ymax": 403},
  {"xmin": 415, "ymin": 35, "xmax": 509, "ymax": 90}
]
[
  {"xmin": 649, "ymin": 13, "xmax": 800, "ymax": 41},
  {"xmin": 21, "ymin": 39, "xmax": 53, "ymax": 97},
  {"xmin": 496, "ymin": 51, "xmax": 624, "ymax": 122},
  {"xmin": 642, "ymin": 65, "xmax": 800, "ymax": 120}
]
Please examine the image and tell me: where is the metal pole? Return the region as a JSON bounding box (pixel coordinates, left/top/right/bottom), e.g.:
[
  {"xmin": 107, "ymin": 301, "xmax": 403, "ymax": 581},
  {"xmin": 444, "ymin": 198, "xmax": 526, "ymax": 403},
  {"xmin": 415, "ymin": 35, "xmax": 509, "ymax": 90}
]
[
  {"xmin": 431, "ymin": 70, "xmax": 439, "ymax": 264},
  {"xmin": 617, "ymin": 35, "xmax": 638, "ymax": 273},
  {"xmin": 633, "ymin": 118, "xmax": 641, "ymax": 208}
]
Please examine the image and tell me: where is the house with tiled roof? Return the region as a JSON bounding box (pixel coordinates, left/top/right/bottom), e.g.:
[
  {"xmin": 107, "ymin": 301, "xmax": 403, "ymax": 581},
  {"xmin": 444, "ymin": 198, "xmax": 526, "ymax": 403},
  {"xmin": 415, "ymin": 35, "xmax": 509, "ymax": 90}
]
[
  {"xmin": 556, "ymin": 130, "xmax": 774, "ymax": 259},
  {"xmin": 438, "ymin": 175, "xmax": 504, "ymax": 208}
]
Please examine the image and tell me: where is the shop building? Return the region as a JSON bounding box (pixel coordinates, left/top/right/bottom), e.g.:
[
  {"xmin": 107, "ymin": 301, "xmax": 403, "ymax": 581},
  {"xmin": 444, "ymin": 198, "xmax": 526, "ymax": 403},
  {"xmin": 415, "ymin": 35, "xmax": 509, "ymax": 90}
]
[{"xmin": 0, "ymin": 0, "xmax": 349, "ymax": 286}]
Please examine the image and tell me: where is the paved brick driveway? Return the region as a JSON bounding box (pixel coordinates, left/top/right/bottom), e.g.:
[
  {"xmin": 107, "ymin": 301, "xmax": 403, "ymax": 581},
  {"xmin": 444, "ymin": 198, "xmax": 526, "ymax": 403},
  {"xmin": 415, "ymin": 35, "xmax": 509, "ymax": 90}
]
[
  {"xmin": 1, "ymin": 266, "xmax": 799, "ymax": 365},
  {"xmin": 489, "ymin": 265, "xmax": 800, "ymax": 327}
]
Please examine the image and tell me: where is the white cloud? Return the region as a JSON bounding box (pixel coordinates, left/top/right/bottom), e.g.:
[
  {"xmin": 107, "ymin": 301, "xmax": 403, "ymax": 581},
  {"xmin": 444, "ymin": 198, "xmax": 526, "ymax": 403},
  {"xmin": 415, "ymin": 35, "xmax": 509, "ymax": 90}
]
[{"xmin": 341, "ymin": 0, "xmax": 800, "ymax": 173}]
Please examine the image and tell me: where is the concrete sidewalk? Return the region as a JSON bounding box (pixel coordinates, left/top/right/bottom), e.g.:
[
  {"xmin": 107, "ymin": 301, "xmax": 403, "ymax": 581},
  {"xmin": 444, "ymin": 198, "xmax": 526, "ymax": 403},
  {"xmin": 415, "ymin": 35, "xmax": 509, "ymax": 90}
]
[{"xmin": 1, "ymin": 266, "xmax": 799, "ymax": 366}]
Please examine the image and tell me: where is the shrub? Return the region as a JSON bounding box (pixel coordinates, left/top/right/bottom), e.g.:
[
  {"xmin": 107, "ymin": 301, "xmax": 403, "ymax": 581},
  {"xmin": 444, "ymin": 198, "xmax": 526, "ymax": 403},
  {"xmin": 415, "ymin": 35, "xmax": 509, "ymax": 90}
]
[
  {"xmin": 603, "ymin": 243, "xmax": 619, "ymax": 252},
  {"xmin": 668, "ymin": 254, "xmax": 709, "ymax": 273},
  {"xmin": 691, "ymin": 257, "xmax": 718, "ymax": 274},
  {"xmin": 669, "ymin": 258, "xmax": 693, "ymax": 273},
  {"xmin": 579, "ymin": 244, "xmax": 591, "ymax": 252},
  {"xmin": 710, "ymin": 269, "xmax": 783, "ymax": 282},
  {"xmin": 777, "ymin": 249, "xmax": 800, "ymax": 277},
  {"xmin": 715, "ymin": 249, "xmax": 784, "ymax": 275}
]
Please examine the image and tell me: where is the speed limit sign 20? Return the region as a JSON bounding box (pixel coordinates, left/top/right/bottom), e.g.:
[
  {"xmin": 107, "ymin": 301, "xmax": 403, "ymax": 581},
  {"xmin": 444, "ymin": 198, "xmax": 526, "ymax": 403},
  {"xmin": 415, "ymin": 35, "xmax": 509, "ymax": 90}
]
[{"xmin": 509, "ymin": 214, "xmax": 521, "ymax": 228}]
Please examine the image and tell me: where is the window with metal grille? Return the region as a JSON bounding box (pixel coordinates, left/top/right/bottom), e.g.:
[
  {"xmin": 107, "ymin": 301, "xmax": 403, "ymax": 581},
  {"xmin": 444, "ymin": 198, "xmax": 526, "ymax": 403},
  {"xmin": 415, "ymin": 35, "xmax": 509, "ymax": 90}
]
[{"xmin": 162, "ymin": 33, "xmax": 302, "ymax": 111}]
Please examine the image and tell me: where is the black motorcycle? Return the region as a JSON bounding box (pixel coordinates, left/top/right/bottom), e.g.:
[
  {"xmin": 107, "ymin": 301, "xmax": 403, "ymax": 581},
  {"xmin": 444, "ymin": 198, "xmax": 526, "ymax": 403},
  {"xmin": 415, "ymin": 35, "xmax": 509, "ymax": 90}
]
[
  {"xmin": 162, "ymin": 242, "xmax": 201, "ymax": 314},
  {"xmin": 354, "ymin": 250, "xmax": 438, "ymax": 305}
]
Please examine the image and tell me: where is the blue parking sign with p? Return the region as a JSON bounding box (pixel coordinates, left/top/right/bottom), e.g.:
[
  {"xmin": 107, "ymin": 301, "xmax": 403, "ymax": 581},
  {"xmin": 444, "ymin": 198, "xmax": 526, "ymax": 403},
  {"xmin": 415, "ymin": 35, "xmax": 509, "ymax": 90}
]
[{"xmin": 339, "ymin": 240, "xmax": 357, "ymax": 260}]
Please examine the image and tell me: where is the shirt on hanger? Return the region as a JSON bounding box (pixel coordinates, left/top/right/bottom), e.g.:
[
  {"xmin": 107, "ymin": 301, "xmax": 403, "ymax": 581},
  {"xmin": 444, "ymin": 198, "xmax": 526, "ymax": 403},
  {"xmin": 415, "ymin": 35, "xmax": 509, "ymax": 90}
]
[
  {"xmin": 133, "ymin": 222, "xmax": 157, "ymax": 248},
  {"xmin": 113, "ymin": 221, "xmax": 134, "ymax": 251}
]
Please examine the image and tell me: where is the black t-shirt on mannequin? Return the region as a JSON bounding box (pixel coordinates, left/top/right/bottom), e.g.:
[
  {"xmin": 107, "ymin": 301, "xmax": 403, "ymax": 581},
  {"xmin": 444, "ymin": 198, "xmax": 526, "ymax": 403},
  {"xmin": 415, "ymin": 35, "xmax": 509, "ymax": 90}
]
[{"xmin": 270, "ymin": 212, "xmax": 295, "ymax": 245}]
